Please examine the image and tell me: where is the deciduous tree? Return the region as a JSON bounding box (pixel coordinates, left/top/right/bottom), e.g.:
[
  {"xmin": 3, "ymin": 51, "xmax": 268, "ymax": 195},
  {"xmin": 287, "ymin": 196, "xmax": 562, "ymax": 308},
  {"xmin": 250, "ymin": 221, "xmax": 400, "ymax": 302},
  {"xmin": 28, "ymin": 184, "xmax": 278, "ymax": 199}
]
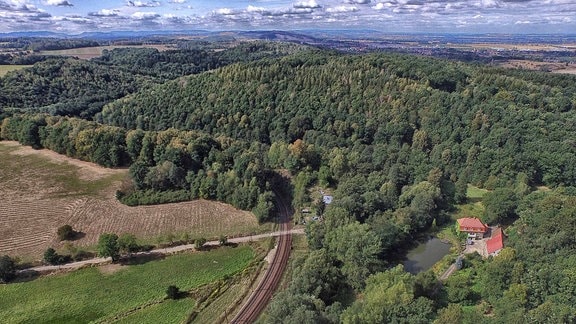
[{"xmin": 97, "ymin": 233, "xmax": 120, "ymax": 262}]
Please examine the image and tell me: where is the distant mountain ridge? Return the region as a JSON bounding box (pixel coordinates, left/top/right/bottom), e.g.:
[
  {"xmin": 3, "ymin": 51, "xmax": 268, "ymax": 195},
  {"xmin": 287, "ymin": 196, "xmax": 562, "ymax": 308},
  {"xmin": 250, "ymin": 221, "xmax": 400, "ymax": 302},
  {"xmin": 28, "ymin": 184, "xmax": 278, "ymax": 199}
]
[{"xmin": 2, "ymin": 29, "xmax": 576, "ymax": 45}]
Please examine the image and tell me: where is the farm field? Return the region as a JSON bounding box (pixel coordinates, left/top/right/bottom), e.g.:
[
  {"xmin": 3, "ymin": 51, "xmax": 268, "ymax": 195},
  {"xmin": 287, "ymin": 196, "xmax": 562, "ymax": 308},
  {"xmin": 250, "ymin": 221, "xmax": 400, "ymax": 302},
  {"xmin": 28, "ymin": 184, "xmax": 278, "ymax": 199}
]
[
  {"xmin": 38, "ymin": 44, "xmax": 175, "ymax": 59},
  {"xmin": 0, "ymin": 246, "xmax": 254, "ymax": 323},
  {"xmin": 497, "ymin": 59, "xmax": 576, "ymax": 74},
  {"xmin": 0, "ymin": 141, "xmax": 268, "ymax": 259},
  {"xmin": 0, "ymin": 65, "xmax": 32, "ymax": 76}
]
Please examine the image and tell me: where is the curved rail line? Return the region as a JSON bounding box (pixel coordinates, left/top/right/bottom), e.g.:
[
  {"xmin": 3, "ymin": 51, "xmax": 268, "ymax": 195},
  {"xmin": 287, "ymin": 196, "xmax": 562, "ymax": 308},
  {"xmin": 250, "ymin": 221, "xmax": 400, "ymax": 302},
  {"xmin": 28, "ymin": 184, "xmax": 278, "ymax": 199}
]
[{"xmin": 231, "ymin": 191, "xmax": 293, "ymax": 323}]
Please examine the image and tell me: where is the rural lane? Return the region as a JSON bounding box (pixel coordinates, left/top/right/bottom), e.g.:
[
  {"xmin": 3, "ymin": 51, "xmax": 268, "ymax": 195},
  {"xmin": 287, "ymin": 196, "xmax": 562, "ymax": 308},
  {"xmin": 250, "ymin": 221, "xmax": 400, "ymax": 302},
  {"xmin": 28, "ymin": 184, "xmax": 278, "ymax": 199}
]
[{"xmin": 18, "ymin": 228, "xmax": 304, "ymax": 274}]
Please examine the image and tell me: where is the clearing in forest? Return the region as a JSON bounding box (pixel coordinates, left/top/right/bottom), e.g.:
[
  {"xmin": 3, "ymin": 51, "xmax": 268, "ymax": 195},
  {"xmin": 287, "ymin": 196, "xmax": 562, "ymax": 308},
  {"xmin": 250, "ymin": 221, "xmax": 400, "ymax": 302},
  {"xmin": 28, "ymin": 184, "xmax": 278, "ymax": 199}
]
[
  {"xmin": 38, "ymin": 44, "xmax": 174, "ymax": 59},
  {"xmin": 0, "ymin": 65, "xmax": 33, "ymax": 76},
  {"xmin": 0, "ymin": 141, "xmax": 266, "ymax": 259}
]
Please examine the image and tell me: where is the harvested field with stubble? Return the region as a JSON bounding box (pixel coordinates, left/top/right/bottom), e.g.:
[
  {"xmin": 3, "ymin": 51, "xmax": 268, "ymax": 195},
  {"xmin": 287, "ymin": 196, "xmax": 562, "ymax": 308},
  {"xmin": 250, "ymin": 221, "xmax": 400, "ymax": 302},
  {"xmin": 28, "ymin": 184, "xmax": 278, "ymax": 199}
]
[{"xmin": 0, "ymin": 141, "xmax": 266, "ymax": 259}]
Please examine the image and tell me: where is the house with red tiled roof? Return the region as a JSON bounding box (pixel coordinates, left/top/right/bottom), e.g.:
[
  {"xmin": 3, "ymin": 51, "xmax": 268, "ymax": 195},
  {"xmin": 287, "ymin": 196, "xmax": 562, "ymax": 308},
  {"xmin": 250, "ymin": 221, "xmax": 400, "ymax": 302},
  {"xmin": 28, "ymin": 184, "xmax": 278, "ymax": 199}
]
[
  {"xmin": 486, "ymin": 227, "xmax": 504, "ymax": 256},
  {"xmin": 457, "ymin": 217, "xmax": 488, "ymax": 239}
]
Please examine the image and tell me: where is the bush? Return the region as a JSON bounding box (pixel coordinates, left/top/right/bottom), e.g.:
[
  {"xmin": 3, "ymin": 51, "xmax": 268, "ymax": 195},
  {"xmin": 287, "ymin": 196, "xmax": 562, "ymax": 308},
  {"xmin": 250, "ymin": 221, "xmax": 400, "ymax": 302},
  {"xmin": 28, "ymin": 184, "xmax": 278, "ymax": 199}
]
[
  {"xmin": 118, "ymin": 233, "xmax": 139, "ymax": 254},
  {"xmin": 166, "ymin": 285, "xmax": 181, "ymax": 300},
  {"xmin": 57, "ymin": 225, "xmax": 75, "ymax": 241},
  {"xmin": 43, "ymin": 248, "xmax": 72, "ymax": 265},
  {"xmin": 219, "ymin": 235, "xmax": 228, "ymax": 246},
  {"xmin": 195, "ymin": 238, "xmax": 207, "ymax": 250},
  {"xmin": 43, "ymin": 248, "xmax": 59, "ymax": 265},
  {"xmin": 0, "ymin": 255, "xmax": 16, "ymax": 283}
]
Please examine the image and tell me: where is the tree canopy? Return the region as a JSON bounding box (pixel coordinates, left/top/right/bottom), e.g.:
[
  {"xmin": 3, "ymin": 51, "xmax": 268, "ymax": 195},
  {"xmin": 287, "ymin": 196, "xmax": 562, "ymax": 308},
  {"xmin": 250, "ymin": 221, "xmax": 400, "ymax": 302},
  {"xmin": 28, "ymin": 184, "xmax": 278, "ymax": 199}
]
[{"xmin": 97, "ymin": 233, "xmax": 120, "ymax": 262}]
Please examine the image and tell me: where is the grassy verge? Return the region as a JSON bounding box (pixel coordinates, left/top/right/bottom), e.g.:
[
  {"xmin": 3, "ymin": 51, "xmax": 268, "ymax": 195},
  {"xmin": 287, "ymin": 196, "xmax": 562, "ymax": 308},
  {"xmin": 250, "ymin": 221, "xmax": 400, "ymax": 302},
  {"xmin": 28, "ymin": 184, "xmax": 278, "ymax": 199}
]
[
  {"xmin": 192, "ymin": 276, "xmax": 252, "ymax": 323},
  {"xmin": 0, "ymin": 246, "xmax": 254, "ymax": 323},
  {"xmin": 191, "ymin": 239, "xmax": 272, "ymax": 323}
]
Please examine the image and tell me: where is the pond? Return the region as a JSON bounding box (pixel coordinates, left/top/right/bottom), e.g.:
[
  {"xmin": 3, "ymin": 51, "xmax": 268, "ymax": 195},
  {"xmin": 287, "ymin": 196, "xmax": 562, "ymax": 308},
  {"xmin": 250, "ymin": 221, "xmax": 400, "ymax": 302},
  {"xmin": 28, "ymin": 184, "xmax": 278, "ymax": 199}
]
[{"xmin": 403, "ymin": 237, "xmax": 451, "ymax": 274}]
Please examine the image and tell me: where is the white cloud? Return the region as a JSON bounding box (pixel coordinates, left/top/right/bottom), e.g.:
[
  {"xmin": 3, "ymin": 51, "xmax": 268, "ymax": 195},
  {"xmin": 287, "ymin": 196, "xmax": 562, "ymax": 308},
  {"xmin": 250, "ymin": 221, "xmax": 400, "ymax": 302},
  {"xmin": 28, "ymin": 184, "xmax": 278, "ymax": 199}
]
[
  {"xmin": 5, "ymin": 0, "xmax": 29, "ymax": 5},
  {"xmin": 373, "ymin": 2, "xmax": 390, "ymax": 10},
  {"xmin": 88, "ymin": 9, "xmax": 119, "ymax": 17},
  {"xmin": 327, "ymin": 5, "xmax": 358, "ymax": 13},
  {"xmin": 0, "ymin": 0, "xmax": 575, "ymax": 34},
  {"xmin": 293, "ymin": 0, "xmax": 320, "ymax": 9},
  {"xmin": 247, "ymin": 5, "xmax": 266, "ymax": 12},
  {"xmin": 131, "ymin": 11, "xmax": 160, "ymax": 19},
  {"xmin": 215, "ymin": 8, "xmax": 235, "ymax": 15},
  {"xmin": 346, "ymin": 0, "xmax": 370, "ymax": 4},
  {"xmin": 478, "ymin": 0, "xmax": 500, "ymax": 8},
  {"xmin": 43, "ymin": 0, "xmax": 72, "ymax": 6},
  {"xmin": 127, "ymin": 1, "xmax": 160, "ymax": 7}
]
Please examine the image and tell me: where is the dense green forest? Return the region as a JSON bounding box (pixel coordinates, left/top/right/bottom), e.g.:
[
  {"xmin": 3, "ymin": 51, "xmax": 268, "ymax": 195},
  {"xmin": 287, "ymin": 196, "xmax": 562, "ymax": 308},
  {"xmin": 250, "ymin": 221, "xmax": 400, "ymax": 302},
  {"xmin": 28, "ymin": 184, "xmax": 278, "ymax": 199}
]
[
  {"xmin": 0, "ymin": 58, "xmax": 154, "ymax": 118},
  {"xmin": 2, "ymin": 42, "xmax": 576, "ymax": 322},
  {"xmin": 0, "ymin": 41, "xmax": 307, "ymax": 118},
  {"xmin": 0, "ymin": 37, "xmax": 100, "ymax": 52},
  {"xmin": 98, "ymin": 51, "xmax": 576, "ymax": 188}
]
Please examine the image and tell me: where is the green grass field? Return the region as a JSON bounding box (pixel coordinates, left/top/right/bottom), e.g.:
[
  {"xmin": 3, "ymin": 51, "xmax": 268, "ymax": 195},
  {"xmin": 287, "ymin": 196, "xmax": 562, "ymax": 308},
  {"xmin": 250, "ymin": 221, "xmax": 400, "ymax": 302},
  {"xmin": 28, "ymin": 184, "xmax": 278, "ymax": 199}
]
[
  {"xmin": 0, "ymin": 246, "xmax": 254, "ymax": 323},
  {"xmin": 116, "ymin": 299, "xmax": 196, "ymax": 324},
  {"xmin": 448, "ymin": 185, "xmax": 489, "ymax": 221},
  {"xmin": 0, "ymin": 65, "xmax": 32, "ymax": 76},
  {"xmin": 466, "ymin": 184, "xmax": 489, "ymax": 200}
]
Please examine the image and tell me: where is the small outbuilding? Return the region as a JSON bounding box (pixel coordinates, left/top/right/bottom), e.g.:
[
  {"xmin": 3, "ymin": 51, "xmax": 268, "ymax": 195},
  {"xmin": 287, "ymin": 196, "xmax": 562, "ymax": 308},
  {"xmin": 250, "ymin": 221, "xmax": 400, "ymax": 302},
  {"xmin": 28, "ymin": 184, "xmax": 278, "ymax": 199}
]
[
  {"xmin": 322, "ymin": 195, "xmax": 333, "ymax": 205},
  {"xmin": 457, "ymin": 217, "xmax": 488, "ymax": 239}
]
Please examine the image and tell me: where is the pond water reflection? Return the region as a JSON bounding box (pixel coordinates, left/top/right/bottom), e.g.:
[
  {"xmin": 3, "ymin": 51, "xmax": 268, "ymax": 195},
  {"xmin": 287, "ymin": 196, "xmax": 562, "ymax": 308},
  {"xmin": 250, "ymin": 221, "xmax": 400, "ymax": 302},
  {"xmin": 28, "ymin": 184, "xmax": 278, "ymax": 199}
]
[{"xmin": 403, "ymin": 237, "xmax": 451, "ymax": 274}]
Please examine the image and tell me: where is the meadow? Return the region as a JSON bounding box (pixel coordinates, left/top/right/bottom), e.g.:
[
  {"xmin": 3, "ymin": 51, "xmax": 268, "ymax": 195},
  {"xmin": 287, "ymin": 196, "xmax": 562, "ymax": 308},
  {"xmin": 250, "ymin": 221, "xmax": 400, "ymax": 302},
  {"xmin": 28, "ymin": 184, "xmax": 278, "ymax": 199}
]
[{"xmin": 0, "ymin": 246, "xmax": 254, "ymax": 323}]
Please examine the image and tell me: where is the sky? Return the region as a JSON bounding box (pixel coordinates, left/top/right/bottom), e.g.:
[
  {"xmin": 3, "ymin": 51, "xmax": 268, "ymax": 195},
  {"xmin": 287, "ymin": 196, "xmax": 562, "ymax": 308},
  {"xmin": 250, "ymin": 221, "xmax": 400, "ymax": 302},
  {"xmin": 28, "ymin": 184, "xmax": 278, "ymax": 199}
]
[{"xmin": 0, "ymin": 0, "xmax": 575, "ymax": 34}]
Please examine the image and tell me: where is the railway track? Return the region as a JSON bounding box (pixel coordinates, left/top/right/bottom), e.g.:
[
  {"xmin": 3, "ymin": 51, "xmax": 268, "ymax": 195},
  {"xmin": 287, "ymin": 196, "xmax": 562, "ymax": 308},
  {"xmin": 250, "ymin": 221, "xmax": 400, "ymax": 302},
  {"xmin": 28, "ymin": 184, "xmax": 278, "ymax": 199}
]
[{"xmin": 231, "ymin": 191, "xmax": 293, "ymax": 323}]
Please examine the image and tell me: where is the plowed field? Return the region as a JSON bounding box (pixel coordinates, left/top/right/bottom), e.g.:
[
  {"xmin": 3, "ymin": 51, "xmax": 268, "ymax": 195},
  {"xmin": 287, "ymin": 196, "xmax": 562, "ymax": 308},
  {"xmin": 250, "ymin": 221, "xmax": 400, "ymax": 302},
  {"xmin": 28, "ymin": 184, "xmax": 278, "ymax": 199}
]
[{"xmin": 0, "ymin": 141, "xmax": 262, "ymax": 259}]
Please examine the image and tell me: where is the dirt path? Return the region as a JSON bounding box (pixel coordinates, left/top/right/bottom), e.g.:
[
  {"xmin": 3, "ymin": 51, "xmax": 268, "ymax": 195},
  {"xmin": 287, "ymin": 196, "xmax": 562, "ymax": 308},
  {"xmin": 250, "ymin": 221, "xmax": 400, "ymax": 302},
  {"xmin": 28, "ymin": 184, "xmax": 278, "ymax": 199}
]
[
  {"xmin": 439, "ymin": 263, "xmax": 457, "ymax": 281},
  {"xmin": 18, "ymin": 228, "xmax": 305, "ymax": 274},
  {"xmin": 439, "ymin": 253, "xmax": 465, "ymax": 281}
]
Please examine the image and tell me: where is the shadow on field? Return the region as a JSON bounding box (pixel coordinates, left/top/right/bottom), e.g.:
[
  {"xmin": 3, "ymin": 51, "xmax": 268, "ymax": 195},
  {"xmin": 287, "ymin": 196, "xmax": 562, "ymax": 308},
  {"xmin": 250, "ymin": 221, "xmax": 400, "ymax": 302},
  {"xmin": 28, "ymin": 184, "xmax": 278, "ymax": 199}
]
[
  {"xmin": 13, "ymin": 270, "xmax": 40, "ymax": 283},
  {"xmin": 119, "ymin": 252, "xmax": 165, "ymax": 266},
  {"xmin": 467, "ymin": 197, "xmax": 483, "ymax": 204},
  {"xmin": 71, "ymin": 231, "xmax": 86, "ymax": 240}
]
